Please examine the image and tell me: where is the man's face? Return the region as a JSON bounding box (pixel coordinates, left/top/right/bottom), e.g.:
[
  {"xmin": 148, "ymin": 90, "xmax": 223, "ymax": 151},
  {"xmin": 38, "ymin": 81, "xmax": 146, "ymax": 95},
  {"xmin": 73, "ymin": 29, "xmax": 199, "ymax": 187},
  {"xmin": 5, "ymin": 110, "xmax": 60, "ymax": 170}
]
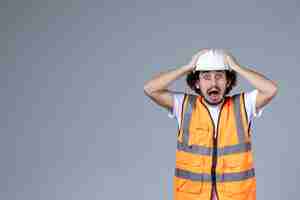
[{"xmin": 196, "ymin": 70, "xmax": 230, "ymax": 106}]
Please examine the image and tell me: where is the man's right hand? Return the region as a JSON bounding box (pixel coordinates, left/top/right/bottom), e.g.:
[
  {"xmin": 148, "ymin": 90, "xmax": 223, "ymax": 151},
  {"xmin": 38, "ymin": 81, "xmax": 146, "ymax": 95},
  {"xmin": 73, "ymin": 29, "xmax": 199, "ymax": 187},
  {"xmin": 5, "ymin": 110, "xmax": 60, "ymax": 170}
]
[{"xmin": 187, "ymin": 48, "xmax": 210, "ymax": 72}]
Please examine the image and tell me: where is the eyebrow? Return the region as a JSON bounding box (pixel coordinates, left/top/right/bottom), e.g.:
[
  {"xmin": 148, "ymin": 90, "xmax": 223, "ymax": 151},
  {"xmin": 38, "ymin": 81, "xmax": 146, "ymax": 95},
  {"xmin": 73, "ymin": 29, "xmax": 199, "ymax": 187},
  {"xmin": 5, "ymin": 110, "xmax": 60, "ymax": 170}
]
[
  {"xmin": 200, "ymin": 70, "xmax": 225, "ymax": 74},
  {"xmin": 200, "ymin": 71, "xmax": 210, "ymax": 74}
]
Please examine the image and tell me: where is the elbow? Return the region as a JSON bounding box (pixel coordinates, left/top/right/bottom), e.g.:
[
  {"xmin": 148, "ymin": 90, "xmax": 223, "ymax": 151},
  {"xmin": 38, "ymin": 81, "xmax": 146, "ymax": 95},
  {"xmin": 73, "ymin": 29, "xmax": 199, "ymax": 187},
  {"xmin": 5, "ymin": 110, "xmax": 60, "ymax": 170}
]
[
  {"xmin": 143, "ymin": 83, "xmax": 153, "ymax": 96},
  {"xmin": 259, "ymin": 81, "xmax": 278, "ymax": 101},
  {"xmin": 144, "ymin": 87, "xmax": 150, "ymax": 96},
  {"xmin": 269, "ymin": 80, "xmax": 279, "ymax": 98}
]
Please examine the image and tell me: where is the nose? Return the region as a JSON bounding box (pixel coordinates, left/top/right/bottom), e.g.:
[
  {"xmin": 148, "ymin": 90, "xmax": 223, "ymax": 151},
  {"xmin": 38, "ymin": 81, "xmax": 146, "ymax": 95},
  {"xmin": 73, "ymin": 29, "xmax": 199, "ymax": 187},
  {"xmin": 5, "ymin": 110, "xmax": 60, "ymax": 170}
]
[{"xmin": 211, "ymin": 76, "xmax": 217, "ymax": 86}]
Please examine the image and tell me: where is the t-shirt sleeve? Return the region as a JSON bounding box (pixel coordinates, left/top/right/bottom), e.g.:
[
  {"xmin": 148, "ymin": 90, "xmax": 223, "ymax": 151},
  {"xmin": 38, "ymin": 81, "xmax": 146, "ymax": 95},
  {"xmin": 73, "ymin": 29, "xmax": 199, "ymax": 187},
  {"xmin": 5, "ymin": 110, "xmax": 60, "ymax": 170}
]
[
  {"xmin": 244, "ymin": 89, "xmax": 264, "ymax": 122},
  {"xmin": 168, "ymin": 92, "xmax": 185, "ymax": 126}
]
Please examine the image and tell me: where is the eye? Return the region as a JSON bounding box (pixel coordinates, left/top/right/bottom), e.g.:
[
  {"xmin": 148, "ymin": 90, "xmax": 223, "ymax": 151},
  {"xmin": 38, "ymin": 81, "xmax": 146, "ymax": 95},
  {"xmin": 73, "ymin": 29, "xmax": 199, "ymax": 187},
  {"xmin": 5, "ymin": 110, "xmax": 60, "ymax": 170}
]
[
  {"xmin": 215, "ymin": 73, "xmax": 225, "ymax": 80},
  {"xmin": 200, "ymin": 72, "xmax": 211, "ymax": 80}
]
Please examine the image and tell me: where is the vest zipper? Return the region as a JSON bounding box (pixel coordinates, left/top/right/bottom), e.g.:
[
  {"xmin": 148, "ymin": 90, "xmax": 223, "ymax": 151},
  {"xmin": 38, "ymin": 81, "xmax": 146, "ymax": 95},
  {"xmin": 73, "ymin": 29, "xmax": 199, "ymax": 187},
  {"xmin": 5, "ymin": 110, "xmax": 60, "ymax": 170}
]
[
  {"xmin": 211, "ymin": 131, "xmax": 218, "ymax": 200},
  {"xmin": 200, "ymin": 97, "xmax": 226, "ymax": 200}
]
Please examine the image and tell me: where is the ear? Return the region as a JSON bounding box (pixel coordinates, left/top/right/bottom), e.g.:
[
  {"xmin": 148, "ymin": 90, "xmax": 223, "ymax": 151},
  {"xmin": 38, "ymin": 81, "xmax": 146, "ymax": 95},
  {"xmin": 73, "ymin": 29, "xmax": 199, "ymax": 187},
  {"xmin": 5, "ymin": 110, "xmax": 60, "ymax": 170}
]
[
  {"xmin": 195, "ymin": 80, "xmax": 200, "ymax": 89},
  {"xmin": 226, "ymin": 79, "xmax": 232, "ymax": 88}
]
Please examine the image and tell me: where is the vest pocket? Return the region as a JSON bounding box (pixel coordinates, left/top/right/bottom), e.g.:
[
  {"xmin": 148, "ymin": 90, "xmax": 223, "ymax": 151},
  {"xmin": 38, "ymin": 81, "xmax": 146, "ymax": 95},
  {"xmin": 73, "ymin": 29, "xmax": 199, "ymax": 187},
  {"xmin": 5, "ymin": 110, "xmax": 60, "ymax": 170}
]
[
  {"xmin": 176, "ymin": 151, "xmax": 205, "ymax": 173},
  {"xmin": 221, "ymin": 177, "xmax": 256, "ymax": 198},
  {"xmin": 222, "ymin": 152, "xmax": 253, "ymax": 173},
  {"xmin": 175, "ymin": 177, "xmax": 203, "ymax": 194},
  {"xmin": 189, "ymin": 124, "xmax": 210, "ymax": 146}
]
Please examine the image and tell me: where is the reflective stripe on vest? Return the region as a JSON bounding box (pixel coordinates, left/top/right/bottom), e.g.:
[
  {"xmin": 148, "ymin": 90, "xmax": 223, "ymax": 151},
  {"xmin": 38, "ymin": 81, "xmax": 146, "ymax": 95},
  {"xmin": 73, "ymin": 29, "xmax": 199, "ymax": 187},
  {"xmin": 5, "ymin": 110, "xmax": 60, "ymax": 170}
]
[
  {"xmin": 233, "ymin": 93, "xmax": 246, "ymax": 143},
  {"xmin": 177, "ymin": 141, "xmax": 251, "ymax": 156},
  {"xmin": 175, "ymin": 168, "xmax": 255, "ymax": 182},
  {"xmin": 182, "ymin": 95, "xmax": 196, "ymax": 146}
]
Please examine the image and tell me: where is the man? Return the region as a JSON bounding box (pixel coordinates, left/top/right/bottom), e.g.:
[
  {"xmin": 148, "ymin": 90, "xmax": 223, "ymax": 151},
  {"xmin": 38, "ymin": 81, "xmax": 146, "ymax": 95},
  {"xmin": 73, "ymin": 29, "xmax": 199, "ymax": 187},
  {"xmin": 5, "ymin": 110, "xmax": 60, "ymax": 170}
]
[{"xmin": 143, "ymin": 48, "xmax": 278, "ymax": 200}]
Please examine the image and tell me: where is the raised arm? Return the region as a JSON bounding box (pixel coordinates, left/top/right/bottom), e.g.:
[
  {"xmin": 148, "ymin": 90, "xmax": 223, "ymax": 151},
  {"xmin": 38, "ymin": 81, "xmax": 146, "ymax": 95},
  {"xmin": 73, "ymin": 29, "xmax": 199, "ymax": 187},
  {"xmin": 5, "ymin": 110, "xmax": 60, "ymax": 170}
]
[
  {"xmin": 143, "ymin": 49, "xmax": 208, "ymax": 110},
  {"xmin": 225, "ymin": 51, "xmax": 278, "ymax": 112}
]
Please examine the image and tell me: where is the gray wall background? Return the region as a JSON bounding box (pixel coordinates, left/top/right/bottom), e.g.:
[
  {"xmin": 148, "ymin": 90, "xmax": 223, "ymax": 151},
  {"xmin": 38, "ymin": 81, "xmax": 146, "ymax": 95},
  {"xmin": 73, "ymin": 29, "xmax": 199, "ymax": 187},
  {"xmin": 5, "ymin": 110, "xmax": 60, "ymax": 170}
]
[{"xmin": 1, "ymin": 0, "xmax": 299, "ymax": 199}]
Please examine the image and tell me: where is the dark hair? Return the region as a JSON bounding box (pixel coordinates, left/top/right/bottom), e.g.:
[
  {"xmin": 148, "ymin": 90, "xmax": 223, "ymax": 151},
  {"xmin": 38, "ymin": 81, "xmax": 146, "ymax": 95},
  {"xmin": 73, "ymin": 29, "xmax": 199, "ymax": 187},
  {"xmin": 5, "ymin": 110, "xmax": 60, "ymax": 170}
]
[{"xmin": 186, "ymin": 70, "xmax": 237, "ymax": 95}]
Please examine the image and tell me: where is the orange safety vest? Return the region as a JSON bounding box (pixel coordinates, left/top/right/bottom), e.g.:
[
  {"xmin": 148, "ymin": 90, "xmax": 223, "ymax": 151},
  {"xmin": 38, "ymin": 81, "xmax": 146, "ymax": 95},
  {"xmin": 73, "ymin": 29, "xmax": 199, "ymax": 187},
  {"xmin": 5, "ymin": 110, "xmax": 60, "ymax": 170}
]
[{"xmin": 173, "ymin": 93, "xmax": 256, "ymax": 200}]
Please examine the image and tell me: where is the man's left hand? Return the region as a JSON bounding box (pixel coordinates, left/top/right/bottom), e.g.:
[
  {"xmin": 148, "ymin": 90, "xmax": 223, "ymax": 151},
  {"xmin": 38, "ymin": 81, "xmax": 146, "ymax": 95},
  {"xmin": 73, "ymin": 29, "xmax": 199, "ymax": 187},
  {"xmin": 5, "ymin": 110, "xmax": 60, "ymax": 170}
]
[{"xmin": 224, "ymin": 51, "xmax": 241, "ymax": 71}]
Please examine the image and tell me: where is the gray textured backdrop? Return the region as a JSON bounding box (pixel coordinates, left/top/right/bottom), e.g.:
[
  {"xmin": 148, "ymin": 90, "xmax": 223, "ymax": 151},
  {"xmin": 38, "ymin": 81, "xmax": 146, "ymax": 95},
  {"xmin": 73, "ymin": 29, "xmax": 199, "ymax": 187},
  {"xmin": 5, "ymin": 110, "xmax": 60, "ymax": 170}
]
[{"xmin": 1, "ymin": 0, "xmax": 299, "ymax": 199}]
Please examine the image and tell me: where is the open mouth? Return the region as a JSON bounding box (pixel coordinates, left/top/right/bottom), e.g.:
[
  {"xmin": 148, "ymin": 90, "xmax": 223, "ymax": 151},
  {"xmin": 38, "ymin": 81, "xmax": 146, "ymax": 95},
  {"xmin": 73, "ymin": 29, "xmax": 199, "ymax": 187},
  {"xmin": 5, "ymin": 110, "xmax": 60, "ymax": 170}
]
[
  {"xmin": 207, "ymin": 89, "xmax": 221, "ymax": 101},
  {"xmin": 208, "ymin": 89, "xmax": 220, "ymax": 96},
  {"xmin": 208, "ymin": 90, "xmax": 219, "ymax": 95}
]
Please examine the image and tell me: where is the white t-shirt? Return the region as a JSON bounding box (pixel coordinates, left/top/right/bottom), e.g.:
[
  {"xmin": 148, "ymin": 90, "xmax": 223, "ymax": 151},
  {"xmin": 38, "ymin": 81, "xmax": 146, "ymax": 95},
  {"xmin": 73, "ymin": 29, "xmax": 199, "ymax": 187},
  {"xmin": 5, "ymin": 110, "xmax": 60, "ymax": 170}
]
[{"xmin": 168, "ymin": 90, "xmax": 263, "ymax": 130}]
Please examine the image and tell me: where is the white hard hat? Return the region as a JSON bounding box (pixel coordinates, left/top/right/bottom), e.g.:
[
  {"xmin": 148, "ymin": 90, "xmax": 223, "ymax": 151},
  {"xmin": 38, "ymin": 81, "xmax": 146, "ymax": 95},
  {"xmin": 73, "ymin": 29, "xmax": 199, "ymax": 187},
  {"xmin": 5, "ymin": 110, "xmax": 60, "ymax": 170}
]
[{"xmin": 195, "ymin": 48, "xmax": 230, "ymax": 71}]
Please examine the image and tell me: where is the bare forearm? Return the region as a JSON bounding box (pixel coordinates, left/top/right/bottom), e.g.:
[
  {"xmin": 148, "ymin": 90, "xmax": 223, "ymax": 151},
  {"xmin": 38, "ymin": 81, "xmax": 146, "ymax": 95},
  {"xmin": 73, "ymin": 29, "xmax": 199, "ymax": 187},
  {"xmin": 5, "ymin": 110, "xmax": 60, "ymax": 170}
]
[
  {"xmin": 234, "ymin": 65, "xmax": 278, "ymax": 95},
  {"xmin": 224, "ymin": 51, "xmax": 278, "ymax": 110},
  {"xmin": 144, "ymin": 49, "xmax": 209, "ymax": 94},
  {"xmin": 225, "ymin": 52, "xmax": 278, "ymax": 96},
  {"xmin": 144, "ymin": 64, "xmax": 193, "ymax": 94}
]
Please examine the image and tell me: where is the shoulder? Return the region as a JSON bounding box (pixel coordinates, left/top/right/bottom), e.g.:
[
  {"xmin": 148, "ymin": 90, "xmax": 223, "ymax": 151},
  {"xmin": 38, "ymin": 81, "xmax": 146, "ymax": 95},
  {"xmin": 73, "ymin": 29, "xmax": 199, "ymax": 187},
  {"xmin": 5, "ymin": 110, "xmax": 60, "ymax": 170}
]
[
  {"xmin": 168, "ymin": 92, "xmax": 198, "ymax": 120},
  {"xmin": 167, "ymin": 92, "xmax": 186, "ymax": 119},
  {"xmin": 244, "ymin": 90, "xmax": 258, "ymax": 103},
  {"xmin": 229, "ymin": 90, "xmax": 256, "ymax": 103},
  {"xmin": 172, "ymin": 92, "xmax": 199, "ymax": 104},
  {"xmin": 233, "ymin": 90, "xmax": 263, "ymax": 121}
]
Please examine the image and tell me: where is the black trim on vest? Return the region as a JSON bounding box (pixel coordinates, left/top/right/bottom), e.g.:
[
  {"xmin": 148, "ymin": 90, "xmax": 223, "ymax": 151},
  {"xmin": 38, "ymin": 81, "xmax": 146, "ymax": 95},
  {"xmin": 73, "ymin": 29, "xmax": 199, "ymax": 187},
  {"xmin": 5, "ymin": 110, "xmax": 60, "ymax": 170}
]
[
  {"xmin": 177, "ymin": 94, "xmax": 187, "ymax": 138},
  {"xmin": 241, "ymin": 92, "xmax": 252, "ymax": 138},
  {"xmin": 241, "ymin": 93, "xmax": 249, "ymax": 125}
]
